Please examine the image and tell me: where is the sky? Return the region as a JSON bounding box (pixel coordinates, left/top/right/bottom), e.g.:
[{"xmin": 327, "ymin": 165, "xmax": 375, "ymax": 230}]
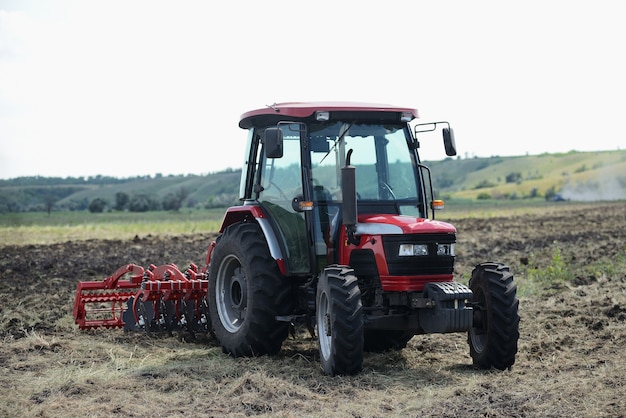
[{"xmin": 0, "ymin": 0, "xmax": 624, "ymax": 180}]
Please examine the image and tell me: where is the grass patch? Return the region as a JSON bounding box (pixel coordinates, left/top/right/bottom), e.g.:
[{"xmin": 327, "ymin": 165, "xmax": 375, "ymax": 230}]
[
  {"xmin": 516, "ymin": 242, "xmax": 626, "ymax": 297},
  {"xmin": 517, "ymin": 243, "xmax": 569, "ymax": 297},
  {"xmin": 528, "ymin": 244, "xmax": 569, "ymax": 284}
]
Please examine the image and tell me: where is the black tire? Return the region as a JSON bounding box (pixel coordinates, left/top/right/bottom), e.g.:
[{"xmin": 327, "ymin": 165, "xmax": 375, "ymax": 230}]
[
  {"xmin": 208, "ymin": 223, "xmax": 292, "ymax": 357},
  {"xmin": 316, "ymin": 265, "xmax": 364, "ymax": 376},
  {"xmin": 363, "ymin": 330, "xmax": 413, "ymax": 353},
  {"xmin": 468, "ymin": 262, "xmax": 520, "ymax": 370}
]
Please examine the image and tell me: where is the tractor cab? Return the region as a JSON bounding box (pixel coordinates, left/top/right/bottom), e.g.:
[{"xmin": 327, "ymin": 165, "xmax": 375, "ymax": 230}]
[{"xmin": 237, "ymin": 102, "xmax": 456, "ymax": 277}]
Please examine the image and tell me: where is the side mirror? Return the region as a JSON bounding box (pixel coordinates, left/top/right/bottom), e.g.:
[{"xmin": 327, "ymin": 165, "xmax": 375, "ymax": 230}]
[
  {"xmin": 264, "ymin": 127, "xmax": 283, "ymax": 158},
  {"xmin": 443, "ymin": 127, "xmax": 457, "ymax": 156}
]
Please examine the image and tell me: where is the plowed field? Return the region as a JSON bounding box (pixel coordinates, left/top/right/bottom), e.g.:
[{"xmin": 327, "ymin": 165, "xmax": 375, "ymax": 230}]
[{"xmin": 1, "ymin": 202, "xmax": 625, "ymax": 417}]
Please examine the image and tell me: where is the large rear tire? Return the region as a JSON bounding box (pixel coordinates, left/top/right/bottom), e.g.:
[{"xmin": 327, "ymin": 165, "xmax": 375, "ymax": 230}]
[
  {"xmin": 208, "ymin": 223, "xmax": 292, "ymax": 357},
  {"xmin": 316, "ymin": 265, "xmax": 364, "ymax": 376},
  {"xmin": 468, "ymin": 262, "xmax": 520, "ymax": 370}
]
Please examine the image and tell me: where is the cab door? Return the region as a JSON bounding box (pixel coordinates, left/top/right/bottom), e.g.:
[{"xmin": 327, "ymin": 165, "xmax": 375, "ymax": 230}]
[{"xmin": 257, "ymin": 124, "xmax": 310, "ymax": 274}]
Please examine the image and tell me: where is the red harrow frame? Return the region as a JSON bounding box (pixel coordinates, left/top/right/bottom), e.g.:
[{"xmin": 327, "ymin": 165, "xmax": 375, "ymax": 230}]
[{"xmin": 73, "ymin": 263, "xmax": 210, "ymax": 336}]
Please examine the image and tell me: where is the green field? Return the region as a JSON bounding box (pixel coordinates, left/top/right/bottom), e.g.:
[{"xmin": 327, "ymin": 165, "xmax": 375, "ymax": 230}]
[
  {"xmin": 0, "ymin": 208, "xmax": 226, "ymax": 246},
  {"xmin": 0, "ymin": 200, "xmax": 607, "ymax": 247}
]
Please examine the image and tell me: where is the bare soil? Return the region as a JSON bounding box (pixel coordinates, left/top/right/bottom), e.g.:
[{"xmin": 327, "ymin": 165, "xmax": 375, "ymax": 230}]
[{"xmin": 1, "ymin": 202, "xmax": 625, "ymax": 417}]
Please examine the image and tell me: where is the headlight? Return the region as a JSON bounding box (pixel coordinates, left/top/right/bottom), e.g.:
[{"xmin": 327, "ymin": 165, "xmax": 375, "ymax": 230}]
[
  {"xmin": 437, "ymin": 243, "xmax": 455, "ymax": 256},
  {"xmin": 398, "ymin": 243, "xmax": 455, "ymax": 257},
  {"xmin": 316, "ymin": 111, "xmax": 330, "ymax": 121},
  {"xmin": 399, "ymin": 244, "xmax": 429, "ymax": 256}
]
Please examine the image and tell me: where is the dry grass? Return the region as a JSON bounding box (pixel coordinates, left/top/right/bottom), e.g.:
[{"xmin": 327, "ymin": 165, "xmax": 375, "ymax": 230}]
[{"xmin": 3, "ymin": 313, "xmax": 624, "ymax": 417}]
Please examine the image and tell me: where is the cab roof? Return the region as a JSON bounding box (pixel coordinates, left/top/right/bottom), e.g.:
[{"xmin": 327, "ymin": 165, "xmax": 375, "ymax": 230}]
[{"xmin": 239, "ymin": 101, "xmax": 419, "ymax": 129}]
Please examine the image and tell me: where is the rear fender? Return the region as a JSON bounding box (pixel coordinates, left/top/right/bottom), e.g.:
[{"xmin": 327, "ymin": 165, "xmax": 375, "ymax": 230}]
[{"xmin": 210, "ymin": 205, "xmax": 288, "ymax": 275}]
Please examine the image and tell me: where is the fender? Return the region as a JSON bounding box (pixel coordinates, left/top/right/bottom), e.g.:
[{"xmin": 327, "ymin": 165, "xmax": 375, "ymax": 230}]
[{"xmin": 208, "ymin": 204, "xmax": 288, "ymax": 275}]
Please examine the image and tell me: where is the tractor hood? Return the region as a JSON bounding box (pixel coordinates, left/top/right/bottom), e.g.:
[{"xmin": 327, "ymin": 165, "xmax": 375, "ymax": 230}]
[{"xmin": 355, "ymin": 214, "xmax": 457, "ymax": 236}]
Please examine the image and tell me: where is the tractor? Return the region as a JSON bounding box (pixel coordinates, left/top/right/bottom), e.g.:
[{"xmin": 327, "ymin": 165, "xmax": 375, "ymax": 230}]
[{"xmin": 74, "ymin": 101, "xmax": 520, "ymax": 376}]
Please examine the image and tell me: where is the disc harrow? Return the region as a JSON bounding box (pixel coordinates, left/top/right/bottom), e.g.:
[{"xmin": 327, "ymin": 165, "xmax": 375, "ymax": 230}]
[{"xmin": 73, "ymin": 262, "xmax": 210, "ymax": 337}]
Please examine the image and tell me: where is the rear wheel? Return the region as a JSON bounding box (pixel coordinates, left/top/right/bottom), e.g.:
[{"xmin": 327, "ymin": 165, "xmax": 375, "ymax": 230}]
[
  {"xmin": 208, "ymin": 223, "xmax": 292, "ymax": 357},
  {"xmin": 468, "ymin": 262, "xmax": 520, "ymax": 370},
  {"xmin": 316, "ymin": 265, "xmax": 364, "ymax": 376}
]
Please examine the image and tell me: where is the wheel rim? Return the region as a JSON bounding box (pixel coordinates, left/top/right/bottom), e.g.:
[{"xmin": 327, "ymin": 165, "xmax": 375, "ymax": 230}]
[
  {"xmin": 470, "ymin": 287, "xmax": 488, "ymax": 353},
  {"xmin": 317, "ymin": 291, "xmax": 332, "ymax": 360},
  {"xmin": 215, "ymin": 254, "xmax": 248, "ymax": 333}
]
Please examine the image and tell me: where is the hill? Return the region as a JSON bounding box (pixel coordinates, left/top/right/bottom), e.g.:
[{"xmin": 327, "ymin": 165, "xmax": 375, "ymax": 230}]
[
  {"xmin": 0, "ymin": 150, "xmax": 624, "ymax": 212},
  {"xmin": 426, "ymin": 149, "xmax": 626, "ymax": 201},
  {"xmin": 0, "ymin": 170, "xmax": 241, "ymax": 212}
]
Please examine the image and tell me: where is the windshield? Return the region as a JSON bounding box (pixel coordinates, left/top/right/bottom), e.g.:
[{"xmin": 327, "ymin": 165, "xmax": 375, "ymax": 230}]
[{"xmin": 309, "ymin": 122, "xmax": 421, "ymax": 215}]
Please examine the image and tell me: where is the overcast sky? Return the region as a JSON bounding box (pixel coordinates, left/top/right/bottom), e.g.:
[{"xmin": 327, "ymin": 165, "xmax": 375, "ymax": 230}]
[{"xmin": 1, "ymin": 1, "xmax": 624, "ymax": 179}]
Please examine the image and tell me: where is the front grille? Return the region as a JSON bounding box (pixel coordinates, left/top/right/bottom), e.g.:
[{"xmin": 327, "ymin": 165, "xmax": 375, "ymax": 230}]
[{"xmin": 382, "ymin": 234, "xmax": 455, "ymax": 276}]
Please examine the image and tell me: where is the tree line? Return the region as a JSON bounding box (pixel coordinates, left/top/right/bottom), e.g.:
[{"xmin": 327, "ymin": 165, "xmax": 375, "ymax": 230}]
[
  {"xmin": 0, "ymin": 170, "xmax": 241, "ymax": 214},
  {"xmin": 88, "ymin": 189, "xmax": 191, "ymax": 213},
  {"xmin": 0, "ymin": 174, "xmax": 149, "ymax": 187}
]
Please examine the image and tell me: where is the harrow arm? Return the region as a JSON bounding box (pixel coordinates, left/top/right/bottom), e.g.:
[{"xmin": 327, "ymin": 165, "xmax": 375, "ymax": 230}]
[{"xmin": 73, "ymin": 264, "xmax": 145, "ymax": 329}]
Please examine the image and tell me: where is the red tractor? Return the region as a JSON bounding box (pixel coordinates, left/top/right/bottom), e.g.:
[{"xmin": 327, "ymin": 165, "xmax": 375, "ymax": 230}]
[{"xmin": 74, "ymin": 102, "xmax": 520, "ymax": 375}]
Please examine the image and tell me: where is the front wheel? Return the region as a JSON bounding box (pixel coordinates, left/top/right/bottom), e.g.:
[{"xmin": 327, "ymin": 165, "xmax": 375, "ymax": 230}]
[
  {"xmin": 468, "ymin": 262, "xmax": 520, "ymax": 370},
  {"xmin": 208, "ymin": 223, "xmax": 292, "ymax": 357},
  {"xmin": 316, "ymin": 265, "xmax": 364, "ymax": 376}
]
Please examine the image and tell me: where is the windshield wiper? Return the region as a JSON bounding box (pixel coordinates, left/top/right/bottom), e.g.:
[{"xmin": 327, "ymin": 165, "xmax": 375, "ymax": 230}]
[{"xmin": 319, "ymin": 121, "xmax": 355, "ymax": 165}]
